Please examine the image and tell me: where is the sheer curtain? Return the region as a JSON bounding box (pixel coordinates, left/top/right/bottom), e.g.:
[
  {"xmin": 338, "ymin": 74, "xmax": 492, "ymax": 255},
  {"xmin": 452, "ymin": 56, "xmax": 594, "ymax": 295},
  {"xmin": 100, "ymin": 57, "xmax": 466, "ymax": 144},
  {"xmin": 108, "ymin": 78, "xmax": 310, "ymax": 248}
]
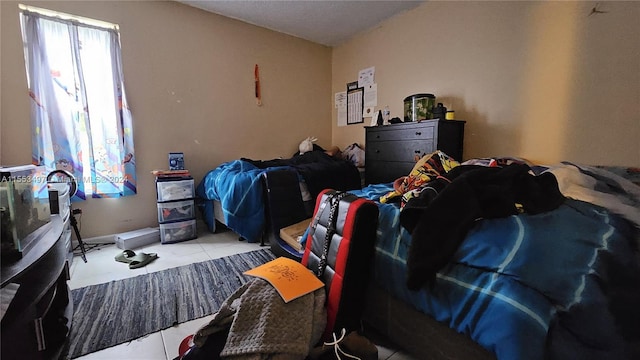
[{"xmin": 21, "ymin": 11, "xmax": 136, "ymax": 200}]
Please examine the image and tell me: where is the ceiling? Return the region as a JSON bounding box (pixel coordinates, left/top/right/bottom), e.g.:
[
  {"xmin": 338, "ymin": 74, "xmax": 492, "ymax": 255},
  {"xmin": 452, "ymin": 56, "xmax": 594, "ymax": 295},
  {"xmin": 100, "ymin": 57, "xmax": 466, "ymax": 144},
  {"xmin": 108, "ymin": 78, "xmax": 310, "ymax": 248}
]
[{"xmin": 176, "ymin": 0, "xmax": 424, "ymax": 47}]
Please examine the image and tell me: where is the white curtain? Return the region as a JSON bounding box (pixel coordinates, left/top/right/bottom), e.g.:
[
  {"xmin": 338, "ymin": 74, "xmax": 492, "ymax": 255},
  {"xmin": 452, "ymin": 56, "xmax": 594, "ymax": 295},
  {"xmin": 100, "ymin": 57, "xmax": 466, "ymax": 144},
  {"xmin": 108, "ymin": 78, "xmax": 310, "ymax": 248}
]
[{"xmin": 21, "ymin": 11, "xmax": 136, "ymax": 199}]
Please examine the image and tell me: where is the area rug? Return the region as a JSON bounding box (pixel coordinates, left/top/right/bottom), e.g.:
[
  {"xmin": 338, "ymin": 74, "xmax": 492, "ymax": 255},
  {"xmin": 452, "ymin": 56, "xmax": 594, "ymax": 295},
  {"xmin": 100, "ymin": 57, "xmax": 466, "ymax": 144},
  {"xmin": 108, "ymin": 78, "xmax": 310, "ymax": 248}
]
[{"xmin": 64, "ymin": 248, "xmax": 276, "ymax": 359}]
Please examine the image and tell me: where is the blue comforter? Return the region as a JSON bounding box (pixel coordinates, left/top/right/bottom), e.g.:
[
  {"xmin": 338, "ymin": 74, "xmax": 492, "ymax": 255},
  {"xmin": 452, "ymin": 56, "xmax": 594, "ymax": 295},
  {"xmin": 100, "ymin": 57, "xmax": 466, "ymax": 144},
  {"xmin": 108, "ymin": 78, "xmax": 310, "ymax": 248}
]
[
  {"xmin": 351, "ymin": 182, "xmax": 640, "ymax": 360},
  {"xmin": 196, "ymin": 152, "xmax": 362, "ymax": 243},
  {"xmin": 196, "ymin": 160, "xmax": 286, "ymax": 243}
]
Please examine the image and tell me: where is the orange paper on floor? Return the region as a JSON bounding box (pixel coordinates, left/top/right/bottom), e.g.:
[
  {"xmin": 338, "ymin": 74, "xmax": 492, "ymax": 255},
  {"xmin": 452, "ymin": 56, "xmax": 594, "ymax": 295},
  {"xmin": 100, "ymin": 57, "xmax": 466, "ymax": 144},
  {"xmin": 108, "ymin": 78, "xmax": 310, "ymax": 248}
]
[{"xmin": 244, "ymin": 257, "xmax": 324, "ymax": 303}]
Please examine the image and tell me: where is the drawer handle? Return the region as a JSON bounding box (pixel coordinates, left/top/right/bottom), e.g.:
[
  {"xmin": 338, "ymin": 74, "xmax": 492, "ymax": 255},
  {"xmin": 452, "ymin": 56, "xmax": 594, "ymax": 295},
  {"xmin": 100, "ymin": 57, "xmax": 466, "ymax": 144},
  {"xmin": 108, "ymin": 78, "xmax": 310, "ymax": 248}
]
[
  {"xmin": 415, "ymin": 132, "xmax": 422, "ymax": 136},
  {"xmin": 376, "ymin": 135, "xmax": 380, "ymax": 139},
  {"xmin": 414, "ymin": 150, "xmax": 421, "ymax": 154}
]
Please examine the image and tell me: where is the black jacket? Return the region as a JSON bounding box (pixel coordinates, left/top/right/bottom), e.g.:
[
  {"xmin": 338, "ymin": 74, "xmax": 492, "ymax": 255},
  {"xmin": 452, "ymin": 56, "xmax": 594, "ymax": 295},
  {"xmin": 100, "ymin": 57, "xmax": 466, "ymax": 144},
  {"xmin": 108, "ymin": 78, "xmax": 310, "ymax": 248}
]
[{"xmin": 401, "ymin": 164, "xmax": 565, "ymax": 290}]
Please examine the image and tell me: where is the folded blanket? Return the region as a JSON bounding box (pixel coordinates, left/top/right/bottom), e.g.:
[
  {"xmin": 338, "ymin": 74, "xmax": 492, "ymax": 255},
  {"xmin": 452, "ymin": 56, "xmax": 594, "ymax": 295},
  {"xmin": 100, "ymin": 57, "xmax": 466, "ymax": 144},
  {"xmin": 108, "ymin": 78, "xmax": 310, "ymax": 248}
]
[
  {"xmin": 193, "ymin": 278, "xmax": 326, "ymax": 360},
  {"xmin": 546, "ymin": 162, "xmax": 640, "ymax": 230}
]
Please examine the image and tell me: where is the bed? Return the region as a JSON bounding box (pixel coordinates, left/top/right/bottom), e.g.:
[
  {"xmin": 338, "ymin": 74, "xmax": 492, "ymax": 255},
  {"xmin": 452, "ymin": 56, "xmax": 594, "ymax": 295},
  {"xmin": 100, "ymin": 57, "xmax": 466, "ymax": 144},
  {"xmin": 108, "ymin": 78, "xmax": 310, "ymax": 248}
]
[
  {"xmin": 345, "ymin": 159, "xmax": 640, "ymax": 360},
  {"xmin": 195, "ymin": 150, "xmax": 362, "ymax": 243}
]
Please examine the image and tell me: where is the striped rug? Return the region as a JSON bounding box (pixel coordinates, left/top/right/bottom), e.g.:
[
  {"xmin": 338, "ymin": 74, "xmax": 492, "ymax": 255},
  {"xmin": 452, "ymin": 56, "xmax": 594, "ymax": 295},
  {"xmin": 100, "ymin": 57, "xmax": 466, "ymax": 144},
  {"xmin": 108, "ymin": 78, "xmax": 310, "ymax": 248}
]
[{"xmin": 65, "ymin": 248, "xmax": 276, "ymax": 359}]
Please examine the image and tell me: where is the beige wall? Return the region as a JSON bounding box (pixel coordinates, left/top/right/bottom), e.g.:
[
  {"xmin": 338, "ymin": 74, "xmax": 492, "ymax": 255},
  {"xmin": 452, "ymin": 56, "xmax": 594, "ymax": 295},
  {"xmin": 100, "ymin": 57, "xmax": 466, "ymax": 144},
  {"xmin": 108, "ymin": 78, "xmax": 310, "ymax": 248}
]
[
  {"xmin": 2, "ymin": 1, "xmax": 639, "ymax": 238},
  {"xmin": 1, "ymin": 1, "xmax": 332, "ymax": 238},
  {"xmin": 332, "ymin": 1, "xmax": 640, "ymax": 166}
]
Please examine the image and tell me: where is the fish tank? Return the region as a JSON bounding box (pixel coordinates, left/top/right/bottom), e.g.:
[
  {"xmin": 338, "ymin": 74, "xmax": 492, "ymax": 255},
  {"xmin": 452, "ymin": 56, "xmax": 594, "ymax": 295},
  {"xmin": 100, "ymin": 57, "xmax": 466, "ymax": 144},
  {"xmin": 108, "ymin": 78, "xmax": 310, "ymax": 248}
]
[
  {"xmin": 404, "ymin": 93, "xmax": 436, "ymax": 122},
  {"xmin": 1, "ymin": 165, "xmax": 51, "ymax": 261}
]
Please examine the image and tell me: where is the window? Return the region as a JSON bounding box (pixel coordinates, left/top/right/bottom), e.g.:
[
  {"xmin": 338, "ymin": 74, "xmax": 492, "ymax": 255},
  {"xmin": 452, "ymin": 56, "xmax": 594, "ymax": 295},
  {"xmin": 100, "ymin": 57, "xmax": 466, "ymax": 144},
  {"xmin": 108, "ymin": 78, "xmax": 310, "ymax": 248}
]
[{"xmin": 19, "ymin": 5, "xmax": 136, "ymax": 200}]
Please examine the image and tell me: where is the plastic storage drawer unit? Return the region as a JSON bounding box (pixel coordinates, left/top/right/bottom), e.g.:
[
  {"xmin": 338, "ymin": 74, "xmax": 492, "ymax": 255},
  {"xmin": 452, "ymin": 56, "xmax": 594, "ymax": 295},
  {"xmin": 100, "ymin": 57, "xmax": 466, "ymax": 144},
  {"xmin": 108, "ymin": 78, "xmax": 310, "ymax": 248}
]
[
  {"xmin": 160, "ymin": 219, "xmax": 197, "ymax": 244},
  {"xmin": 157, "ymin": 200, "xmax": 195, "ymax": 223},
  {"xmin": 156, "ymin": 178, "xmax": 194, "ymax": 202}
]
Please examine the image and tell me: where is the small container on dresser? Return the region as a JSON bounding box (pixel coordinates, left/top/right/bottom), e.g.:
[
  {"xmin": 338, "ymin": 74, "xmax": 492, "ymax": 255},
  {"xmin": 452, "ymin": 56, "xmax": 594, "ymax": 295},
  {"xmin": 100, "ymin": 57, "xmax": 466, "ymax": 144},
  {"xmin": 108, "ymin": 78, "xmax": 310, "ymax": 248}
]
[
  {"xmin": 156, "ymin": 175, "xmax": 197, "ymax": 244},
  {"xmin": 364, "ymin": 119, "xmax": 465, "ymax": 185}
]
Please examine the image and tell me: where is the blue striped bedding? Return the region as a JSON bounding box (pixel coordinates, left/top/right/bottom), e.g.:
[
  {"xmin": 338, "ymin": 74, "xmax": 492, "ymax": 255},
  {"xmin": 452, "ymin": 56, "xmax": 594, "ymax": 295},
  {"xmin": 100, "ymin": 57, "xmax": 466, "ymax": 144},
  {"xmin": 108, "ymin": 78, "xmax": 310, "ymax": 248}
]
[
  {"xmin": 196, "ymin": 160, "xmax": 288, "ymax": 242},
  {"xmin": 196, "ymin": 152, "xmax": 362, "ymax": 243},
  {"xmin": 350, "ymin": 180, "xmax": 640, "ymax": 359}
]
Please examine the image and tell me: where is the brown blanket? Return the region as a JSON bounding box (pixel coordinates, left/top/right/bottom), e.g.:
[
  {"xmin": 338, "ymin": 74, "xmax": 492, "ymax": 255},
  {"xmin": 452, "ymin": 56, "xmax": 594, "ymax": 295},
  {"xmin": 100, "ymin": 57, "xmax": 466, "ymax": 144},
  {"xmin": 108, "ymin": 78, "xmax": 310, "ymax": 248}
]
[{"xmin": 193, "ymin": 278, "xmax": 326, "ymax": 359}]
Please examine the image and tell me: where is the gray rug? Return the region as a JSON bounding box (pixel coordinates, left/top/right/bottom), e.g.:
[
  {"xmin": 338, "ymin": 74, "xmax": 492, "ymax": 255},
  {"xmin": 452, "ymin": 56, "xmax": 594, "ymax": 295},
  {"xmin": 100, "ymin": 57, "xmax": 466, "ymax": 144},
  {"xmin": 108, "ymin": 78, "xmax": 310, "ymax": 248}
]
[{"xmin": 65, "ymin": 248, "xmax": 276, "ymax": 359}]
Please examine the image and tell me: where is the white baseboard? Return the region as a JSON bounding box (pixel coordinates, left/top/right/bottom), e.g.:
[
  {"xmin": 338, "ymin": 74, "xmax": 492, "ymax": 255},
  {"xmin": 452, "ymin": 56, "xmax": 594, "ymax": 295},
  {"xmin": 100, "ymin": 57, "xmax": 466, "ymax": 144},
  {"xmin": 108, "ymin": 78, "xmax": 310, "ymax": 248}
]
[{"xmin": 76, "ymin": 234, "xmax": 115, "ymax": 245}]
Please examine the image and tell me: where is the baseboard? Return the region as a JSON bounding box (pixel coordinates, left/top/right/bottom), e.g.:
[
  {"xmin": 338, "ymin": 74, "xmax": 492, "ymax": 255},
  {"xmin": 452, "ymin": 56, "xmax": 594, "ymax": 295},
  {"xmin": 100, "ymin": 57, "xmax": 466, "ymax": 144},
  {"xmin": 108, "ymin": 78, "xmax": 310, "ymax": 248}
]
[{"xmin": 75, "ymin": 234, "xmax": 115, "ymax": 245}]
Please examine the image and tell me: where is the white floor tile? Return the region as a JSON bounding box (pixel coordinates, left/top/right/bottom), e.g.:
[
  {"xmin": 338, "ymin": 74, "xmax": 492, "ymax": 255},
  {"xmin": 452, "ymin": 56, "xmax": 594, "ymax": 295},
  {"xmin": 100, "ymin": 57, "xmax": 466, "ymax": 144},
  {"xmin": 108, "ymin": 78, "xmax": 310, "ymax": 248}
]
[
  {"xmin": 69, "ymin": 269, "xmax": 143, "ymax": 289},
  {"xmin": 196, "ymin": 230, "xmax": 239, "ymax": 245},
  {"xmin": 197, "ymin": 230, "xmax": 254, "ymax": 247},
  {"xmin": 198, "ymin": 230, "xmax": 265, "ymax": 259},
  {"xmin": 74, "ymin": 332, "xmax": 167, "ymax": 360},
  {"xmin": 142, "ymin": 238, "xmax": 205, "ymax": 258},
  {"xmin": 144, "ymin": 250, "xmax": 212, "ymax": 273},
  {"xmin": 161, "ymin": 315, "xmax": 215, "ymax": 359},
  {"xmin": 203, "ymin": 243, "xmax": 259, "ymax": 260},
  {"xmin": 69, "ymin": 245, "xmax": 147, "ymax": 289}
]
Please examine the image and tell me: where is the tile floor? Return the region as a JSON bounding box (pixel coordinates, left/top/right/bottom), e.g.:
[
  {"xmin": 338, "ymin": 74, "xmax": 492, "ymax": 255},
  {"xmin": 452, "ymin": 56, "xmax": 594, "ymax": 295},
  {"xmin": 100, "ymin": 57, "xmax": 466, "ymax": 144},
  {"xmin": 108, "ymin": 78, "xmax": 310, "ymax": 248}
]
[{"xmin": 68, "ymin": 221, "xmax": 416, "ymax": 360}]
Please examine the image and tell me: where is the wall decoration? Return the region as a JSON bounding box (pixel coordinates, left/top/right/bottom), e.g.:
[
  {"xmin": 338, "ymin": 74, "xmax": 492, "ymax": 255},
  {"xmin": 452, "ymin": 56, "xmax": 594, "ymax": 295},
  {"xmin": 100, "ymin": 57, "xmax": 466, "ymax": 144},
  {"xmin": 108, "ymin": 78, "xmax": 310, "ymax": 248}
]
[{"xmin": 346, "ymin": 81, "xmax": 363, "ymax": 125}]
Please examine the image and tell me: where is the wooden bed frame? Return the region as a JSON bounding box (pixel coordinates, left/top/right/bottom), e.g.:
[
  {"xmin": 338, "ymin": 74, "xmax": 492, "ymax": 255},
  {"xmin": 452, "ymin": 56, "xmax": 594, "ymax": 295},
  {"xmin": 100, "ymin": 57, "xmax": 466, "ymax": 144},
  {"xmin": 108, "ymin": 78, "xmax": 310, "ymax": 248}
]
[{"xmin": 363, "ymin": 284, "xmax": 496, "ymax": 359}]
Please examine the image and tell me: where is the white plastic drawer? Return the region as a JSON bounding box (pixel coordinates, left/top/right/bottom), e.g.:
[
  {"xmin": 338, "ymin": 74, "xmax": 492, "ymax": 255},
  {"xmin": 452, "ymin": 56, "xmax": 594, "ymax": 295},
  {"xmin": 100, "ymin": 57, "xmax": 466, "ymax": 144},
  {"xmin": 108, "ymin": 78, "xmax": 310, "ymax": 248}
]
[
  {"xmin": 157, "ymin": 200, "xmax": 195, "ymax": 223},
  {"xmin": 156, "ymin": 179, "xmax": 194, "ymax": 201},
  {"xmin": 160, "ymin": 219, "xmax": 197, "ymax": 244}
]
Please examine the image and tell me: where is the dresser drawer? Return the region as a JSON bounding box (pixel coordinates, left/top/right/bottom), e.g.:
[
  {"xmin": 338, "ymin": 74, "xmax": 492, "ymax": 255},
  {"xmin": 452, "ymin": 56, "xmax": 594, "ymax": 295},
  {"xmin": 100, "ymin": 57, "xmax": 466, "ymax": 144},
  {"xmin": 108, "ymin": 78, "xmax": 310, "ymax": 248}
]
[
  {"xmin": 366, "ymin": 140, "xmax": 435, "ymax": 162},
  {"xmin": 364, "ymin": 120, "xmax": 466, "ymax": 185},
  {"xmin": 366, "ymin": 124, "xmax": 434, "ymax": 142},
  {"xmin": 156, "ymin": 178, "xmax": 194, "ymax": 201}
]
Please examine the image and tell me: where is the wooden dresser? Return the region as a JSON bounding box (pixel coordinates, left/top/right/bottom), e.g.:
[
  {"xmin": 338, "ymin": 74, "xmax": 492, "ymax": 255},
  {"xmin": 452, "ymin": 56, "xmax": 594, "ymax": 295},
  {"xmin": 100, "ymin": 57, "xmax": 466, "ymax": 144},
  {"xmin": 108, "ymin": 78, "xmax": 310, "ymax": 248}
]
[{"xmin": 364, "ymin": 119, "xmax": 466, "ymax": 185}]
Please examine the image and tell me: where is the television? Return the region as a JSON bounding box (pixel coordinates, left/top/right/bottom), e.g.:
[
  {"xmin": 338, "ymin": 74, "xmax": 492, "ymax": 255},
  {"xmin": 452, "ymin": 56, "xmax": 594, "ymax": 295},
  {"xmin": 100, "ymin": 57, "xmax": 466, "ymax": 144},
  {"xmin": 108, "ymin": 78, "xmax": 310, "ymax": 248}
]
[{"xmin": 0, "ymin": 165, "xmax": 51, "ymax": 261}]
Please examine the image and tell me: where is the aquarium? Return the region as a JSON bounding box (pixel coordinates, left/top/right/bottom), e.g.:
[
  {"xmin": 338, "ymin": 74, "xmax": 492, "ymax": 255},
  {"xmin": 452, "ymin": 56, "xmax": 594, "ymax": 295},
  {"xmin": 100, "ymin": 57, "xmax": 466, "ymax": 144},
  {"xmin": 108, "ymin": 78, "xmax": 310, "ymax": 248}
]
[
  {"xmin": 403, "ymin": 93, "xmax": 436, "ymax": 122},
  {"xmin": 1, "ymin": 165, "xmax": 50, "ymax": 260}
]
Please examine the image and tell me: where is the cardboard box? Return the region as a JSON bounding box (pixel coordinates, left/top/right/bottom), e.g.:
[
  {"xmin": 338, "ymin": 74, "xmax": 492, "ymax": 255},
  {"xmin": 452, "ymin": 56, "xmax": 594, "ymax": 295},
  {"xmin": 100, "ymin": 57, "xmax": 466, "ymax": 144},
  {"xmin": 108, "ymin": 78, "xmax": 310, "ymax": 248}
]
[
  {"xmin": 115, "ymin": 227, "xmax": 160, "ymax": 250},
  {"xmin": 279, "ymin": 218, "xmax": 312, "ymax": 252}
]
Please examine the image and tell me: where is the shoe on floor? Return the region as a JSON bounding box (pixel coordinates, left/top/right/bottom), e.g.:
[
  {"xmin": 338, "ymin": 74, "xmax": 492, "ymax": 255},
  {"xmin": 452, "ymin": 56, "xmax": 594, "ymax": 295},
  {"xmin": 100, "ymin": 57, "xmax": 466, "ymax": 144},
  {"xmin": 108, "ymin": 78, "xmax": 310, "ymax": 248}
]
[
  {"xmin": 115, "ymin": 250, "xmax": 136, "ymax": 263},
  {"xmin": 128, "ymin": 252, "xmax": 159, "ymax": 269}
]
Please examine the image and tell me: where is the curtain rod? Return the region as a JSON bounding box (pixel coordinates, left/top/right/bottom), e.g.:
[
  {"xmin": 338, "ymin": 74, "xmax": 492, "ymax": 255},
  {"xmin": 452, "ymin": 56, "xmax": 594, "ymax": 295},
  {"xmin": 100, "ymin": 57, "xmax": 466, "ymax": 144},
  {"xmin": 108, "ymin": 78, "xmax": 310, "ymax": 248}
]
[{"xmin": 19, "ymin": 3, "xmax": 119, "ymax": 32}]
